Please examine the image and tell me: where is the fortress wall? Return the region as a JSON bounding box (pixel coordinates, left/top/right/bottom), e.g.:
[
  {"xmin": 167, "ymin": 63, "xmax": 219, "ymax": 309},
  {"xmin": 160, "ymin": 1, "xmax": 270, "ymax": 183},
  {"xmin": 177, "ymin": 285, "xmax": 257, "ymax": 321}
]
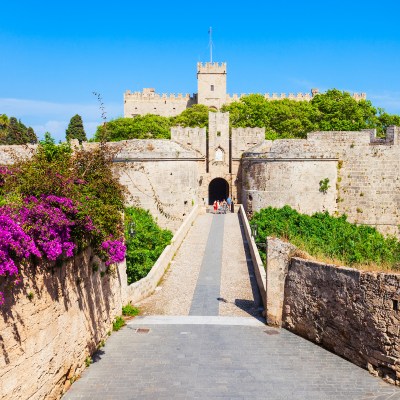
[
  {"xmin": 232, "ymin": 127, "xmax": 265, "ymax": 158},
  {"xmin": 124, "ymin": 92, "xmax": 195, "ymax": 117},
  {"xmin": 225, "ymin": 92, "xmax": 366, "ymax": 104},
  {"xmin": 242, "ymin": 158, "xmax": 338, "ymax": 215},
  {"xmin": 0, "ymin": 144, "xmax": 37, "ymax": 165},
  {"xmin": 265, "ymin": 237, "xmax": 400, "ymax": 385},
  {"xmin": 118, "ymin": 159, "xmax": 202, "ymax": 232},
  {"xmin": 171, "ymin": 126, "xmax": 207, "ymax": 156},
  {"xmin": 0, "ymin": 248, "xmax": 127, "ymax": 400},
  {"xmin": 243, "ymin": 127, "xmax": 400, "ymax": 236}
]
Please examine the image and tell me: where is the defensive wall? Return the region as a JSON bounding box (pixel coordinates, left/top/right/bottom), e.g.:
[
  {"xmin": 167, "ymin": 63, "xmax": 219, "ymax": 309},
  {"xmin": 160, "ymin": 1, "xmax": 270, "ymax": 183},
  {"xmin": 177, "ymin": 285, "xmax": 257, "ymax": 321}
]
[
  {"xmin": 1, "ymin": 116, "xmax": 400, "ymax": 237},
  {"xmin": 242, "ymin": 126, "xmax": 400, "ymax": 237},
  {"xmin": 124, "ymin": 61, "xmax": 367, "ymax": 117},
  {"xmin": 264, "ymin": 237, "xmax": 400, "ymax": 385}
]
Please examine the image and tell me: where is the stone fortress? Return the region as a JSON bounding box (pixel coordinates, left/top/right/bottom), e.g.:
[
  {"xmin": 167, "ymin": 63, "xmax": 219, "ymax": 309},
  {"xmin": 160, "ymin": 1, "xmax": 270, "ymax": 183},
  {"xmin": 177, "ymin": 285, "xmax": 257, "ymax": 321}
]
[
  {"xmin": 1, "ymin": 61, "xmax": 398, "ymax": 237},
  {"xmin": 124, "ymin": 62, "xmax": 367, "ymax": 117}
]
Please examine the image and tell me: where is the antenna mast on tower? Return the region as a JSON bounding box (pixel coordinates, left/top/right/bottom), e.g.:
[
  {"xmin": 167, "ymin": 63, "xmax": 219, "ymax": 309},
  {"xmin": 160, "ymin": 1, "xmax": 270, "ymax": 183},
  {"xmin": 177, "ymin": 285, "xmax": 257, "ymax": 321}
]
[{"xmin": 208, "ymin": 27, "xmax": 213, "ymax": 63}]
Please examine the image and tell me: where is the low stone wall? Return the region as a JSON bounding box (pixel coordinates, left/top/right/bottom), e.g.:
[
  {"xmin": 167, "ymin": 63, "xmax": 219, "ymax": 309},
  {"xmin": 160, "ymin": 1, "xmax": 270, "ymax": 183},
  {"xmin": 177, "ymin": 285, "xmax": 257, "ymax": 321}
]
[
  {"xmin": 125, "ymin": 205, "xmax": 201, "ymax": 304},
  {"xmin": 265, "ymin": 237, "xmax": 400, "ymax": 385},
  {"xmin": 237, "ymin": 205, "xmax": 266, "ymax": 310},
  {"xmin": 0, "ymin": 248, "xmax": 127, "ymax": 400}
]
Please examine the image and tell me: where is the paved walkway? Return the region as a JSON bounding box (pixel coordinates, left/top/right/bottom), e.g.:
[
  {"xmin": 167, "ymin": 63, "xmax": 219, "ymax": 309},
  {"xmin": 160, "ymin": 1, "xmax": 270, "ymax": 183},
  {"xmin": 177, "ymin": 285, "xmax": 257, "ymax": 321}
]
[{"xmin": 64, "ymin": 212, "xmax": 400, "ymax": 400}]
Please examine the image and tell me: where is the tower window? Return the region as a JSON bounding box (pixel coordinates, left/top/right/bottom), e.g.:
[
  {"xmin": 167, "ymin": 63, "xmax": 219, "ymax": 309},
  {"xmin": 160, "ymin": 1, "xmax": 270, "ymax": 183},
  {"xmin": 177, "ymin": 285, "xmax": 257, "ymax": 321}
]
[{"xmin": 211, "ymin": 85, "xmax": 214, "ymax": 91}]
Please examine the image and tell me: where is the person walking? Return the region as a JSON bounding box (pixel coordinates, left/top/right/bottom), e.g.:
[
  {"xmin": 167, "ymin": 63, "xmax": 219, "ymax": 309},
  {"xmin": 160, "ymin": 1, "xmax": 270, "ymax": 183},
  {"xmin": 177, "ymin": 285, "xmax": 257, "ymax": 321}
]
[
  {"xmin": 222, "ymin": 199, "xmax": 228, "ymax": 214},
  {"xmin": 231, "ymin": 199, "xmax": 235, "ymax": 213},
  {"xmin": 213, "ymin": 200, "xmax": 218, "ymax": 214}
]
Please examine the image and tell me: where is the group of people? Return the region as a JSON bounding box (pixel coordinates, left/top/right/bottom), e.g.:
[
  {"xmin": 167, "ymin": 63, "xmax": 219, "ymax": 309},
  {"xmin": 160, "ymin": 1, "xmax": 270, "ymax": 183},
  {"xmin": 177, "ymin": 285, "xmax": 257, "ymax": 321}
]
[{"xmin": 212, "ymin": 196, "xmax": 235, "ymax": 214}]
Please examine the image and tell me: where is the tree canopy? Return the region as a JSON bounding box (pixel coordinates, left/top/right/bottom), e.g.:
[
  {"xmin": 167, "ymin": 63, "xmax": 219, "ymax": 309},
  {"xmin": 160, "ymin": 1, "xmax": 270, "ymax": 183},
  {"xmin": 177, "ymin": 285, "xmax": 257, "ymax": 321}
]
[
  {"xmin": 66, "ymin": 114, "xmax": 87, "ymax": 143},
  {"xmin": 171, "ymin": 104, "xmax": 216, "ymax": 128},
  {"xmin": 94, "ymin": 114, "xmax": 172, "ymax": 142},
  {"xmin": 0, "ymin": 114, "xmax": 37, "ymax": 145},
  {"xmin": 92, "ymin": 91, "xmax": 400, "ymax": 142},
  {"xmin": 222, "ymin": 90, "xmax": 400, "ymax": 139}
]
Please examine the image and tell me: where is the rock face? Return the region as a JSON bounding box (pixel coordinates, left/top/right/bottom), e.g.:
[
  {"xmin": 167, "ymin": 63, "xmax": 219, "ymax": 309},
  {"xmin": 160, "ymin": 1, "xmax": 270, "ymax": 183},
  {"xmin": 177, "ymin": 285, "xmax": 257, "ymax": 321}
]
[
  {"xmin": 0, "ymin": 248, "xmax": 127, "ymax": 400},
  {"xmin": 265, "ymin": 237, "xmax": 400, "ymax": 385}
]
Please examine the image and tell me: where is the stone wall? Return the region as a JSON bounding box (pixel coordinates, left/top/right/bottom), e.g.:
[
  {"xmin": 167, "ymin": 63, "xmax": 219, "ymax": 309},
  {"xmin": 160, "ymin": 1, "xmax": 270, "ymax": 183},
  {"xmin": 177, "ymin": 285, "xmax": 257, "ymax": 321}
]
[
  {"xmin": 264, "ymin": 237, "xmax": 400, "ymax": 385},
  {"xmin": 124, "ymin": 89, "xmax": 195, "ymax": 117},
  {"xmin": 242, "ymin": 127, "xmax": 400, "ymax": 237},
  {"xmin": 0, "ymin": 248, "xmax": 127, "ymax": 400}
]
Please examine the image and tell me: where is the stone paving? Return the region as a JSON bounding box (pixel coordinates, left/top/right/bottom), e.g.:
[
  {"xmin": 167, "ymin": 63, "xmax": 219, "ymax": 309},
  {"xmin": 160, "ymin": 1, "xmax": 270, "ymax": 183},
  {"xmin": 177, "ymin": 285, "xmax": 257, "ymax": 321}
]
[{"xmin": 64, "ymin": 212, "xmax": 400, "ymax": 400}]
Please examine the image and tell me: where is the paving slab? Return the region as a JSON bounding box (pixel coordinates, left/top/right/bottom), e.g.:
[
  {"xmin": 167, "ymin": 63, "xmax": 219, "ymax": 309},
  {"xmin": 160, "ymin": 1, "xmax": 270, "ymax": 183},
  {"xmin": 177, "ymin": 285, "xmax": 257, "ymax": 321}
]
[
  {"xmin": 64, "ymin": 210, "xmax": 400, "ymax": 399},
  {"xmin": 64, "ymin": 320, "xmax": 400, "ymax": 400}
]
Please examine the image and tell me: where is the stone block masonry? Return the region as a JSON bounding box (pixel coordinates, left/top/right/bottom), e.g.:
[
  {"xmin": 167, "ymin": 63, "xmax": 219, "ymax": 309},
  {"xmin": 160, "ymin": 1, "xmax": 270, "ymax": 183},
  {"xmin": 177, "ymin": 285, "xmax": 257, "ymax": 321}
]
[
  {"xmin": 0, "ymin": 248, "xmax": 127, "ymax": 400},
  {"xmin": 264, "ymin": 237, "xmax": 400, "ymax": 385}
]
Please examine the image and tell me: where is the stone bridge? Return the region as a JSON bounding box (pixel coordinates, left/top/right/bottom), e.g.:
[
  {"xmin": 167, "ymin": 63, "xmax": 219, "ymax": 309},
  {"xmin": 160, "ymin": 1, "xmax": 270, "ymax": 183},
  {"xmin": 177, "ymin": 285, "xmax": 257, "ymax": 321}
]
[{"xmin": 64, "ymin": 208, "xmax": 400, "ymax": 400}]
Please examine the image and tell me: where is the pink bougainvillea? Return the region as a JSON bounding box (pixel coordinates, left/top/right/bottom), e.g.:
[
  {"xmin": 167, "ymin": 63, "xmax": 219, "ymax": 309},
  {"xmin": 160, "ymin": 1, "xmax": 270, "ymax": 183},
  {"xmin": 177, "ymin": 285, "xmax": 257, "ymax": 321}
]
[
  {"xmin": 101, "ymin": 239, "xmax": 126, "ymax": 266},
  {"xmin": 0, "ymin": 195, "xmax": 126, "ymax": 304}
]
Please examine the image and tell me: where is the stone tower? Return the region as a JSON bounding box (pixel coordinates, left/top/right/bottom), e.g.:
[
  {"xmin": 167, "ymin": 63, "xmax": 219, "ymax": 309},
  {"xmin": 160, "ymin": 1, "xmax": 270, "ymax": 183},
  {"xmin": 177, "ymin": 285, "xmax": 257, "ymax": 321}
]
[{"xmin": 197, "ymin": 62, "xmax": 227, "ymax": 110}]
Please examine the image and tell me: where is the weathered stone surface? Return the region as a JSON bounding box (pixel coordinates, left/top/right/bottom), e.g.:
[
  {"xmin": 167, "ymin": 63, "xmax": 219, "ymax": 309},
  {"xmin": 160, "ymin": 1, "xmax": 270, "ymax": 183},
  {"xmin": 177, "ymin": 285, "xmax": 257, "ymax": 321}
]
[
  {"xmin": 266, "ymin": 241, "xmax": 400, "ymax": 385},
  {"xmin": 243, "ymin": 126, "xmax": 400, "ymax": 237},
  {"xmin": 0, "ymin": 248, "xmax": 127, "ymax": 400}
]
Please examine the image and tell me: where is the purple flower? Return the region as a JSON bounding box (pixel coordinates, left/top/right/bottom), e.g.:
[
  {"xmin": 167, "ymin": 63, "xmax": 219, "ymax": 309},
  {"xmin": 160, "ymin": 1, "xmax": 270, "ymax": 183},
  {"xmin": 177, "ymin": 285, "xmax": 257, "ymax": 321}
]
[{"xmin": 101, "ymin": 239, "xmax": 126, "ymax": 266}]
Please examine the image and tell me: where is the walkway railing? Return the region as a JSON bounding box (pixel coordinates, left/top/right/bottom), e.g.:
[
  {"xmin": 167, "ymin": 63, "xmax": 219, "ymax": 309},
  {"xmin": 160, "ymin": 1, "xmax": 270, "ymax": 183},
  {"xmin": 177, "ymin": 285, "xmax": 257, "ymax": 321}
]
[
  {"xmin": 238, "ymin": 205, "xmax": 266, "ymax": 313},
  {"xmin": 125, "ymin": 205, "xmax": 202, "ymax": 304}
]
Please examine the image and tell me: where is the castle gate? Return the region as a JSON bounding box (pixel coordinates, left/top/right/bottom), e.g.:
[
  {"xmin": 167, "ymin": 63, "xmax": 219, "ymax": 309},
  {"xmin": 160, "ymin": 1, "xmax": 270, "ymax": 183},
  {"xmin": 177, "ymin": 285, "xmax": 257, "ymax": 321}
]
[{"xmin": 208, "ymin": 177, "xmax": 229, "ymax": 205}]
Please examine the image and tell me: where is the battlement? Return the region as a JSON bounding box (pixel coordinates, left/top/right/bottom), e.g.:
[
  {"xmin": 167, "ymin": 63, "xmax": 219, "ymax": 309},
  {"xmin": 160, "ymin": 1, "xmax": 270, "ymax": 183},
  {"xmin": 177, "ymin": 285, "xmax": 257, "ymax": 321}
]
[
  {"xmin": 197, "ymin": 62, "xmax": 227, "ymax": 74},
  {"xmin": 171, "ymin": 126, "xmax": 207, "ymax": 139},
  {"xmin": 226, "ymin": 91, "xmax": 367, "ymax": 103},
  {"xmin": 232, "ymin": 127, "xmax": 265, "ymax": 137},
  {"xmin": 124, "ymin": 89, "xmax": 195, "ymax": 102}
]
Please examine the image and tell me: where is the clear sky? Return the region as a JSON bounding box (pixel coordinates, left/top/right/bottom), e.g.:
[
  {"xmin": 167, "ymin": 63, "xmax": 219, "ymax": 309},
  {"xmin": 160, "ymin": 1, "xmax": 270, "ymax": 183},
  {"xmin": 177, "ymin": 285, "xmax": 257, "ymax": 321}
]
[{"xmin": 1, "ymin": 0, "xmax": 400, "ymax": 141}]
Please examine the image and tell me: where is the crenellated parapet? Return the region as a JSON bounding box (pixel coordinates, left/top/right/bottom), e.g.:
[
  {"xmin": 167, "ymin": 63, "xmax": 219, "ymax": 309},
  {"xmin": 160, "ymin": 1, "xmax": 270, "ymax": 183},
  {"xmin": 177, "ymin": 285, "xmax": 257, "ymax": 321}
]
[
  {"xmin": 197, "ymin": 62, "xmax": 227, "ymax": 74},
  {"xmin": 124, "ymin": 89, "xmax": 195, "ymax": 102},
  {"xmin": 226, "ymin": 91, "xmax": 367, "ymax": 103},
  {"xmin": 171, "ymin": 126, "xmax": 207, "ymax": 156}
]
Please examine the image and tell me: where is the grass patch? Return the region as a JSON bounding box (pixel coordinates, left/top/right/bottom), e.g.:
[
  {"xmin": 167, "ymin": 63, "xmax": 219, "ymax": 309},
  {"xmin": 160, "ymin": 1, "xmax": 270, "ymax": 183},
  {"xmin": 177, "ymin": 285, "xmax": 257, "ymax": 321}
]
[
  {"xmin": 112, "ymin": 316, "xmax": 126, "ymax": 331},
  {"xmin": 251, "ymin": 205, "xmax": 400, "ymax": 272},
  {"xmin": 122, "ymin": 304, "xmax": 140, "ymax": 317}
]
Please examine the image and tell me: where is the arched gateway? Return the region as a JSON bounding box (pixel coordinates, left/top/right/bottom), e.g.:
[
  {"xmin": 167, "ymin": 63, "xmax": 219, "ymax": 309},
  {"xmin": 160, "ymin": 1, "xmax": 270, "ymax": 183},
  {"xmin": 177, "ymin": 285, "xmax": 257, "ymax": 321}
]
[{"xmin": 208, "ymin": 178, "xmax": 229, "ymax": 205}]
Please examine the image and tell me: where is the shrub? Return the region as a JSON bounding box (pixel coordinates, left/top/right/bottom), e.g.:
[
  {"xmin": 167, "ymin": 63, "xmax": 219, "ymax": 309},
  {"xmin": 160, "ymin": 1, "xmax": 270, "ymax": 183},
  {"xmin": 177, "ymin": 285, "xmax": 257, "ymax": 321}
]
[
  {"xmin": 122, "ymin": 303, "xmax": 140, "ymax": 316},
  {"xmin": 124, "ymin": 207, "xmax": 172, "ymax": 284},
  {"xmin": 112, "ymin": 316, "xmax": 126, "ymax": 331},
  {"xmin": 0, "ymin": 134, "xmax": 127, "ymax": 304},
  {"xmin": 251, "ymin": 205, "xmax": 400, "ymax": 270}
]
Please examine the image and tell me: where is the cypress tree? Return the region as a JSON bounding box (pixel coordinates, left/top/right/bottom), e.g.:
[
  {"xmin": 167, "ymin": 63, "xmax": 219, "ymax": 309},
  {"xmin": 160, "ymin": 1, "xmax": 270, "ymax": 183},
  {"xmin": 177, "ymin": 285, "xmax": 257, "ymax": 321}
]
[
  {"xmin": 7, "ymin": 117, "xmax": 22, "ymax": 144},
  {"xmin": 66, "ymin": 114, "xmax": 87, "ymax": 143}
]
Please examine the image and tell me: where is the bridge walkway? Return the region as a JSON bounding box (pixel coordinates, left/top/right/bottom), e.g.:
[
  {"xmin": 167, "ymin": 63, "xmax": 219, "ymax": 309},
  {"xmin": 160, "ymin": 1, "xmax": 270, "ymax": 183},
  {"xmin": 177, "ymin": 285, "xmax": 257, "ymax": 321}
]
[{"xmin": 64, "ymin": 211, "xmax": 400, "ymax": 400}]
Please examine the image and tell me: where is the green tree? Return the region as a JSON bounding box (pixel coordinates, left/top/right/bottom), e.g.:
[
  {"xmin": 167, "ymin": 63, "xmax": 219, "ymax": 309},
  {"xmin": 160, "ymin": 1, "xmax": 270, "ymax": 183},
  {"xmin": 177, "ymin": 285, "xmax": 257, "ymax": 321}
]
[
  {"xmin": 0, "ymin": 114, "xmax": 9, "ymax": 129},
  {"xmin": 66, "ymin": 114, "xmax": 87, "ymax": 143},
  {"xmin": 26, "ymin": 127, "xmax": 37, "ymax": 144},
  {"xmin": 0, "ymin": 115, "xmax": 37, "ymax": 145},
  {"xmin": 310, "ymin": 89, "xmax": 377, "ymax": 132},
  {"xmin": 221, "ymin": 94, "xmax": 318, "ymax": 139},
  {"xmin": 376, "ymin": 108, "xmax": 400, "ymax": 135},
  {"xmin": 7, "ymin": 117, "xmax": 22, "ymax": 144},
  {"xmin": 171, "ymin": 104, "xmax": 216, "ymax": 128},
  {"xmin": 94, "ymin": 115, "xmax": 172, "ymax": 142}
]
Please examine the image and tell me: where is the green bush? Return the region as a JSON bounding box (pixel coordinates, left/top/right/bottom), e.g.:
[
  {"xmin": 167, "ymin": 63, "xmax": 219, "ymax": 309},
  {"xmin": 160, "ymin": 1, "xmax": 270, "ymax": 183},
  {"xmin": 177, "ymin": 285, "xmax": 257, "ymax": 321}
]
[
  {"xmin": 251, "ymin": 206, "xmax": 400, "ymax": 270},
  {"xmin": 112, "ymin": 316, "xmax": 126, "ymax": 331},
  {"xmin": 2, "ymin": 133, "xmax": 126, "ymax": 258},
  {"xmin": 122, "ymin": 303, "xmax": 140, "ymax": 316},
  {"xmin": 124, "ymin": 207, "xmax": 173, "ymax": 284}
]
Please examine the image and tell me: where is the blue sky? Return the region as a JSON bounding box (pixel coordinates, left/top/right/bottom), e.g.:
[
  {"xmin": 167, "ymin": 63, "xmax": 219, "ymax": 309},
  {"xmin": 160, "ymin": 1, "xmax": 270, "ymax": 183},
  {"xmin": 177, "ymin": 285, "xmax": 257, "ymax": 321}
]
[{"xmin": 1, "ymin": 0, "xmax": 400, "ymax": 141}]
